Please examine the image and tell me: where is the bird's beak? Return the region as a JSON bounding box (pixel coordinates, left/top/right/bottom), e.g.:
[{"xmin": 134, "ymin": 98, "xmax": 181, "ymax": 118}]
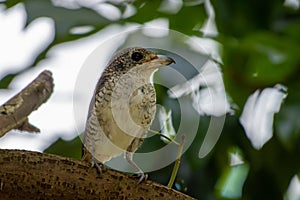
[{"xmin": 149, "ymin": 53, "xmax": 175, "ymax": 68}]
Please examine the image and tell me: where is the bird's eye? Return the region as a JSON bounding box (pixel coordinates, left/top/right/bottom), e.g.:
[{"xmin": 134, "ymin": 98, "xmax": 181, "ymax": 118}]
[{"xmin": 131, "ymin": 52, "xmax": 144, "ymax": 61}]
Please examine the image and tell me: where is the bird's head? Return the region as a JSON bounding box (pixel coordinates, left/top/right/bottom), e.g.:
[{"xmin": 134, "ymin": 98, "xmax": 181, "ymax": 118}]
[{"xmin": 107, "ymin": 47, "xmax": 175, "ymax": 74}]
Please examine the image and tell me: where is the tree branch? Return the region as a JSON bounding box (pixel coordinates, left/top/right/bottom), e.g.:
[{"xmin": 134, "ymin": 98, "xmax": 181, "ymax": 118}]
[
  {"xmin": 0, "ymin": 70, "xmax": 54, "ymax": 137},
  {"xmin": 0, "ymin": 70, "xmax": 195, "ymax": 199},
  {"xmin": 0, "ymin": 149, "xmax": 196, "ymax": 200}
]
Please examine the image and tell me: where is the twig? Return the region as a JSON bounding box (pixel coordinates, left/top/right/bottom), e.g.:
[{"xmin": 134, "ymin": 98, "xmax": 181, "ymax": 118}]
[
  {"xmin": 149, "ymin": 129, "xmax": 185, "ymax": 188},
  {"xmin": 149, "ymin": 129, "xmax": 180, "ymax": 145},
  {"xmin": 0, "ymin": 70, "xmax": 54, "ymax": 137},
  {"xmin": 167, "ymin": 135, "xmax": 185, "ymax": 188}
]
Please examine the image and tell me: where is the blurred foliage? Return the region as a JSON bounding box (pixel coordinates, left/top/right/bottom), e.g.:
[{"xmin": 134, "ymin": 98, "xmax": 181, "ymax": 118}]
[
  {"xmin": 1, "ymin": 0, "xmax": 300, "ymax": 199},
  {"xmin": 44, "ymin": 137, "xmax": 82, "ymax": 160}
]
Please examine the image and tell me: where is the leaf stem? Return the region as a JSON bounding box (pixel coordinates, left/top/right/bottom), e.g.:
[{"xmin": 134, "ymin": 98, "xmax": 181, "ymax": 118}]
[
  {"xmin": 167, "ymin": 135, "xmax": 185, "ymax": 188},
  {"xmin": 149, "ymin": 129, "xmax": 180, "ymax": 145}
]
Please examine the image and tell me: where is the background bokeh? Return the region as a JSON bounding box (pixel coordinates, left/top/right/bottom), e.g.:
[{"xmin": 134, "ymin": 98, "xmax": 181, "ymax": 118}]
[{"xmin": 0, "ymin": 0, "xmax": 300, "ymax": 199}]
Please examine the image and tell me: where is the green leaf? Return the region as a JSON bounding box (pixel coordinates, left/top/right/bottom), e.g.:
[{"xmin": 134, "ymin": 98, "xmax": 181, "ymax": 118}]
[
  {"xmin": 215, "ymin": 147, "xmax": 249, "ymax": 199},
  {"xmin": 2, "ymin": 0, "xmax": 22, "ymax": 8},
  {"xmin": 24, "ymin": 0, "xmax": 111, "ymax": 43},
  {"xmin": 222, "ymin": 32, "xmax": 300, "ymax": 108},
  {"xmin": 216, "ymin": 164, "xmax": 250, "ymax": 199},
  {"xmin": 129, "ymin": 0, "xmax": 206, "ymax": 35},
  {"xmin": 0, "ymin": 74, "xmax": 16, "ymax": 89},
  {"xmin": 2, "ymin": 0, "xmax": 113, "ymax": 80}
]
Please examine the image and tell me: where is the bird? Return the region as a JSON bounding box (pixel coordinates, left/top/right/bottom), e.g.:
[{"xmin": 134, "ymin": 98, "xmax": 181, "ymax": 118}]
[{"xmin": 82, "ymin": 47, "xmax": 175, "ymax": 181}]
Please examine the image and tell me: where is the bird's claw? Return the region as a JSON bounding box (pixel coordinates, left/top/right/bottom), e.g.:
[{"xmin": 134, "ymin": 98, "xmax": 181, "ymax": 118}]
[
  {"xmin": 132, "ymin": 172, "xmax": 148, "ymax": 183},
  {"xmin": 92, "ymin": 157, "xmax": 103, "ymax": 175}
]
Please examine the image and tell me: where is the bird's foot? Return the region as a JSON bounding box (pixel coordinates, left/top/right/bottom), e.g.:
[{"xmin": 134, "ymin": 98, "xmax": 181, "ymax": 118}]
[
  {"xmin": 125, "ymin": 151, "xmax": 147, "ymax": 183},
  {"xmin": 91, "ymin": 157, "xmax": 104, "ymax": 175},
  {"xmin": 132, "ymin": 172, "xmax": 148, "ymax": 183}
]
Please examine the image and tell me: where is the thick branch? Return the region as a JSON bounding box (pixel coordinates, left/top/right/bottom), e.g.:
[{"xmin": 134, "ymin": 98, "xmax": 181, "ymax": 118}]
[
  {"xmin": 0, "ymin": 149, "xmax": 195, "ymax": 200},
  {"xmin": 0, "ymin": 70, "xmax": 54, "ymax": 137},
  {"xmin": 0, "ymin": 70, "xmax": 195, "ymax": 199}
]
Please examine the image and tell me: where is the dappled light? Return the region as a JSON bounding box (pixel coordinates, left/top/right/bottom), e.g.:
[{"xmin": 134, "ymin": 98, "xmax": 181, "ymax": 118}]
[
  {"xmin": 216, "ymin": 147, "xmax": 249, "ymax": 199},
  {"xmin": 240, "ymin": 84, "xmax": 287, "ymax": 149},
  {"xmin": 0, "ymin": 0, "xmax": 299, "ymax": 199}
]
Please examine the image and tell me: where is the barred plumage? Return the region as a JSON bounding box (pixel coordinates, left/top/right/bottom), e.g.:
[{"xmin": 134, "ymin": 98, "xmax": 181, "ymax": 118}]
[{"xmin": 82, "ymin": 47, "xmax": 174, "ymax": 181}]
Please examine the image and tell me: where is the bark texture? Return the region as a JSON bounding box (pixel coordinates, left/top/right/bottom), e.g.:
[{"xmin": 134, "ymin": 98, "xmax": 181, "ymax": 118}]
[
  {"xmin": 0, "ymin": 70, "xmax": 196, "ymax": 199},
  {"xmin": 0, "ymin": 149, "xmax": 196, "ymax": 200}
]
